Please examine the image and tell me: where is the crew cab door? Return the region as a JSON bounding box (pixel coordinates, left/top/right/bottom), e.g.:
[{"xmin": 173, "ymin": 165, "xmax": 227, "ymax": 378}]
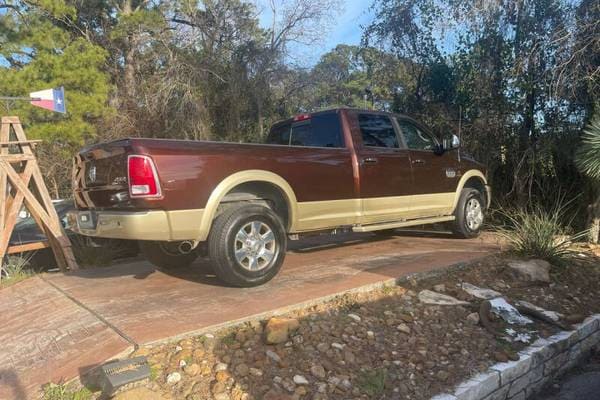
[
  {"xmin": 396, "ymin": 117, "xmax": 458, "ymax": 218},
  {"xmin": 350, "ymin": 111, "xmax": 414, "ymax": 224}
]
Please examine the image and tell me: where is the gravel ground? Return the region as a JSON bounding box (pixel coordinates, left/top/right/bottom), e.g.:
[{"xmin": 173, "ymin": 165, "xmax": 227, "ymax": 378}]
[{"xmin": 109, "ymin": 249, "xmax": 600, "ymax": 400}]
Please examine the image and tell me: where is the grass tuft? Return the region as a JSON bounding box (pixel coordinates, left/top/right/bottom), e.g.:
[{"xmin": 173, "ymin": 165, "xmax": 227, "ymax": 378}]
[
  {"xmin": 357, "ymin": 368, "xmax": 387, "ymax": 396},
  {"xmin": 42, "ymin": 383, "xmax": 93, "ymax": 400},
  {"xmin": 1, "ymin": 254, "xmax": 35, "ymax": 287},
  {"xmin": 494, "ymin": 203, "xmax": 588, "ymax": 265}
]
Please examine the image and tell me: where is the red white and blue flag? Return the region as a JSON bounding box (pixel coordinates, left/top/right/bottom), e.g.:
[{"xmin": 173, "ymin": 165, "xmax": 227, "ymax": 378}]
[{"xmin": 29, "ymin": 87, "xmax": 66, "ymax": 113}]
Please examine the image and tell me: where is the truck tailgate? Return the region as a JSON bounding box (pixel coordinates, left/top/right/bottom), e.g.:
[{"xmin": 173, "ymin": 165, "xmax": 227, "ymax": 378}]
[{"xmin": 73, "ymin": 140, "xmax": 132, "ymax": 209}]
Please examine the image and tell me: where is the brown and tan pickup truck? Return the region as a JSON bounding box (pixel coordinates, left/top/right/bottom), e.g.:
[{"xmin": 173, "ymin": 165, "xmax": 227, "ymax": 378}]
[{"xmin": 68, "ymin": 108, "xmax": 490, "ymax": 286}]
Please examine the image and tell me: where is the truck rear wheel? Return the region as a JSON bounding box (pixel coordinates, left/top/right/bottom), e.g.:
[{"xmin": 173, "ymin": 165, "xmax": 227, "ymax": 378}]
[
  {"xmin": 139, "ymin": 241, "xmax": 199, "ymax": 270},
  {"xmin": 452, "ymin": 188, "xmax": 485, "ymax": 238},
  {"xmin": 208, "ymin": 203, "xmax": 287, "ymax": 287}
]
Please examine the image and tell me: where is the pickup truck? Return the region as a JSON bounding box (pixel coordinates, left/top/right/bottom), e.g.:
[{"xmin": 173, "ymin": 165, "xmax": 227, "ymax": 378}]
[{"xmin": 68, "ymin": 108, "xmax": 490, "ymax": 286}]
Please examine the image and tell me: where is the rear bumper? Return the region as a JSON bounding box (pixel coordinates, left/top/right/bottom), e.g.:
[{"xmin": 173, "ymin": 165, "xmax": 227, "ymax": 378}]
[{"xmin": 67, "ymin": 209, "xmax": 205, "ymax": 242}]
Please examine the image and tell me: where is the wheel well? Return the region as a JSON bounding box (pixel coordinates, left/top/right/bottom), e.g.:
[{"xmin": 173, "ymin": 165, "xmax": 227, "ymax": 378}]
[
  {"xmin": 220, "ymin": 181, "xmax": 290, "ymax": 229},
  {"xmin": 463, "ymin": 177, "xmax": 487, "ymax": 206}
]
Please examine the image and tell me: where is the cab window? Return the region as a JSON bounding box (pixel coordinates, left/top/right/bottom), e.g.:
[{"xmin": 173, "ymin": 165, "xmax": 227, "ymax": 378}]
[
  {"xmin": 357, "ymin": 114, "xmax": 399, "ymax": 148},
  {"xmin": 398, "ymin": 120, "xmax": 437, "ymax": 151},
  {"xmin": 266, "ymin": 113, "xmax": 344, "ymax": 148}
]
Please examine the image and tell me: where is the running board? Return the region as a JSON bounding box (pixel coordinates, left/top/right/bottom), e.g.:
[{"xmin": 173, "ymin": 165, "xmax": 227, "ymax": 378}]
[{"xmin": 352, "ymin": 215, "xmax": 455, "ymax": 233}]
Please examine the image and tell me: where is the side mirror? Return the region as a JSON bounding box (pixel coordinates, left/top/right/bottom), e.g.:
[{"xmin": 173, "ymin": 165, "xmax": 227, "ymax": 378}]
[{"xmin": 443, "ymin": 134, "xmax": 460, "ymax": 150}]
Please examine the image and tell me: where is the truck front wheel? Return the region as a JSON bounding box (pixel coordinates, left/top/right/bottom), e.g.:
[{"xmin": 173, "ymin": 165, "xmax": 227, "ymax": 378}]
[
  {"xmin": 452, "ymin": 188, "xmax": 485, "ymax": 238},
  {"xmin": 139, "ymin": 241, "xmax": 200, "ymax": 270},
  {"xmin": 208, "ymin": 203, "xmax": 287, "ymax": 287}
]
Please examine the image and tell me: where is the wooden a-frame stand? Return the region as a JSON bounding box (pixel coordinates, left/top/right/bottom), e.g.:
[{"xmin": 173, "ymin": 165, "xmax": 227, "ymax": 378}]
[{"xmin": 0, "ymin": 116, "xmax": 78, "ymax": 276}]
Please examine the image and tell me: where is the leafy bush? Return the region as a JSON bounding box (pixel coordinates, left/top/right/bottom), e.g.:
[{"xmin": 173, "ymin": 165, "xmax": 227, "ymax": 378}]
[
  {"xmin": 357, "ymin": 368, "xmax": 387, "ymax": 397},
  {"xmin": 1, "ymin": 254, "xmax": 34, "ymax": 287},
  {"xmin": 495, "ymin": 204, "xmax": 588, "ymax": 264}
]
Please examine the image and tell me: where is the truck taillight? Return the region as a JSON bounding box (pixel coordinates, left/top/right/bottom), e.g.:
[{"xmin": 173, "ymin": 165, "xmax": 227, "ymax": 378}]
[{"xmin": 127, "ymin": 155, "xmax": 162, "ymax": 198}]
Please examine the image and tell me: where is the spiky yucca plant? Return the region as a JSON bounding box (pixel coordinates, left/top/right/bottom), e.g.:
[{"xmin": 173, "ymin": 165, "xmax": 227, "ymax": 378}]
[
  {"xmin": 575, "ymin": 113, "xmax": 600, "ymax": 244},
  {"xmin": 576, "ymin": 114, "xmax": 600, "ymax": 179}
]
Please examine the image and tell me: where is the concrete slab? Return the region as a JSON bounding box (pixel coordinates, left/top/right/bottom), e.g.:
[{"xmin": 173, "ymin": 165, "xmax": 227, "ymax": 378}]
[
  {"xmin": 46, "ymin": 231, "xmax": 498, "ymax": 345},
  {"xmin": 0, "ymin": 277, "xmax": 131, "ymax": 400}
]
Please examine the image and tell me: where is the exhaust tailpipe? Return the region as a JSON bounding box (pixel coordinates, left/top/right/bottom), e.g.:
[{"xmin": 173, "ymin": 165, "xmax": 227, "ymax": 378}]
[{"xmin": 178, "ymin": 241, "xmax": 194, "ymax": 254}]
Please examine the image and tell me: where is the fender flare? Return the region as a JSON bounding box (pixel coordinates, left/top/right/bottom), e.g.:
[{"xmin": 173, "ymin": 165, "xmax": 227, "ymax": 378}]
[
  {"xmin": 196, "ymin": 170, "xmax": 298, "ymax": 242},
  {"xmin": 451, "ymin": 170, "xmax": 488, "ymax": 212}
]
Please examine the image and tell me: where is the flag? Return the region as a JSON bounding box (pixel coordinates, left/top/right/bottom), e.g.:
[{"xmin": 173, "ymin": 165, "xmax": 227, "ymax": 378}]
[{"xmin": 30, "ymin": 87, "xmax": 66, "ymax": 113}]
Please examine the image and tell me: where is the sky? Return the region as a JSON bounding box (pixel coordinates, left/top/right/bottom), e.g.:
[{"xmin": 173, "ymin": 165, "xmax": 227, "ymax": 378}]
[{"xmin": 255, "ymin": 0, "xmax": 376, "ymax": 66}]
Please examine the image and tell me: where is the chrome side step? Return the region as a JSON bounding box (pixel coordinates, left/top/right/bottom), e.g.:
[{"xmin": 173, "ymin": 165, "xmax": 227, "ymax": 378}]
[{"xmin": 352, "ymin": 215, "xmax": 455, "ymax": 233}]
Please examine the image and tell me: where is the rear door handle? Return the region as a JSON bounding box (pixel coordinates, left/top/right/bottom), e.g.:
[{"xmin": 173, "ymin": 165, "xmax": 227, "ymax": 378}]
[
  {"xmin": 362, "ymin": 157, "xmax": 378, "ymax": 165},
  {"xmin": 412, "ymin": 159, "xmax": 426, "ymax": 165}
]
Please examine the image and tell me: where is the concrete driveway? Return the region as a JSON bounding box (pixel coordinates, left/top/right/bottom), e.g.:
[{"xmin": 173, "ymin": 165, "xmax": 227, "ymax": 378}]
[{"xmin": 0, "ymin": 230, "xmax": 499, "ymax": 399}]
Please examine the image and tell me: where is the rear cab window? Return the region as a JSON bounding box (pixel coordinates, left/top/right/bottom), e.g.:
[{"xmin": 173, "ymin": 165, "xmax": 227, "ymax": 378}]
[{"xmin": 266, "ymin": 112, "xmax": 344, "ymax": 148}]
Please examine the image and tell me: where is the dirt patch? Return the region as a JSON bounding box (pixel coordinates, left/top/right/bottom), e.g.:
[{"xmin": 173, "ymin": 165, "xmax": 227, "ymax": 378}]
[{"xmin": 87, "ymin": 251, "xmax": 600, "ymax": 400}]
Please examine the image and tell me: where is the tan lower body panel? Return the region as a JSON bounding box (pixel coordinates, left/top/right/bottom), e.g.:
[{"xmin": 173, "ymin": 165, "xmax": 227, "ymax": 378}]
[
  {"xmin": 293, "ymin": 192, "xmax": 456, "ymax": 232},
  {"xmin": 67, "ymin": 209, "xmax": 205, "ymax": 242},
  {"xmin": 67, "ymin": 192, "xmax": 457, "ymax": 242}
]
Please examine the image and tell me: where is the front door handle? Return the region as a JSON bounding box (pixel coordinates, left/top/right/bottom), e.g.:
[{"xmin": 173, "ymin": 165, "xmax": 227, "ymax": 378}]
[
  {"xmin": 362, "ymin": 157, "xmax": 378, "ymax": 165},
  {"xmin": 412, "ymin": 159, "xmax": 426, "ymax": 165}
]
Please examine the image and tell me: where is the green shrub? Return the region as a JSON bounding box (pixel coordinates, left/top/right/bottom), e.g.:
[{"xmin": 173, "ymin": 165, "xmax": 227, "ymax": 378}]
[
  {"xmin": 495, "ymin": 204, "xmax": 588, "ymax": 264},
  {"xmin": 42, "ymin": 383, "xmax": 92, "ymax": 400},
  {"xmin": 1, "ymin": 254, "xmax": 34, "ymax": 287}
]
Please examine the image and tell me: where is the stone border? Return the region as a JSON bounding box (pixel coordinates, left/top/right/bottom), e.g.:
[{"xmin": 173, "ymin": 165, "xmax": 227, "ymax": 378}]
[{"xmin": 432, "ymin": 314, "xmax": 600, "ymax": 400}]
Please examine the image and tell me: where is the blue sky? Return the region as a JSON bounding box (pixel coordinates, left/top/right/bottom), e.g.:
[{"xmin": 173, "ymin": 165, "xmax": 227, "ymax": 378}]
[{"xmin": 256, "ymin": 0, "xmax": 376, "ymax": 66}]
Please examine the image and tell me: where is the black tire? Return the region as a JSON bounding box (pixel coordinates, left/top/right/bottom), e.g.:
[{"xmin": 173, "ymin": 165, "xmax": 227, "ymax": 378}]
[
  {"xmin": 139, "ymin": 241, "xmax": 199, "ymax": 269},
  {"xmin": 208, "ymin": 203, "xmax": 287, "ymax": 287},
  {"xmin": 452, "ymin": 188, "xmax": 485, "ymax": 238}
]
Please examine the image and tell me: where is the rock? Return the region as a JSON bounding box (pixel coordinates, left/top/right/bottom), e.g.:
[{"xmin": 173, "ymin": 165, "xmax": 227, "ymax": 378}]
[
  {"xmin": 216, "ymin": 370, "xmax": 232, "ymax": 382},
  {"xmin": 316, "ymin": 343, "xmax": 329, "ymax": 353},
  {"xmin": 266, "ymin": 350, "xmax": 282, "ymax": 363},
  {"xmin": 507, "ymin": 259, "xmax": 551, "ymax": 282},
  {"xmin": 398, "ymin": 313, "xmax": 414, "ymax": 323},
  {"xmin": 293, "ymin": 375, "xmax": 309, "ymax": 385},
  {"xmin": 113, "ymin": 388, "xmax": 164, "ymax": 400},
  {"xmin": 347, "ymin": 313, "xmax": 361, "ymax": 322},
  {"xmin": 331, "ymin": 343, "xmax": 345, "ymax": 350},
  {"xmin": 436, "ymin": 370, "xmax": 449, "ymax": 381},
  {"xmin": 461, "ymin": 282, "xmax": 502, "ymax": 299},
  {"xmin": 263, "ymin": 389, "xmax": 293, "ymax": 400},
  {"xmin": 212, "ymin": 381, "xmax": 228, "ymax": 395},
  {"xmin": 264, "ymin": 317, "xmax": 300, "ymax": 344},
  {"xmin": 166, "ymin": 372, "xmax": 181, "ymax": 384},
  {"xmin": 282, "ymin": 378, "xmax": 296, "ymax": 392},
  {"xmin": 397, "ymin": 324, "xmax": 411, "ymax": 334},
  {"xmin": 214, "ymin": 394, "xmax": 230, "ymax": 400},
  {"xmin": 184, "ymin": 363, "xmax": 200, "ymax": 376},
  {"xmin": 179, "ymin": 359, "xmax": 187, "ymax": 368},
  {"xmin": 311, "ymin": 364, "xmax": 326, "ymax": 379},
  {"xmin": 489, "ymin": 297, "xmax": 533, "ymax": 325},
  {"xmin": 235, "ymin": 363, "xmax": 249, "ymax": 377},
  {"xmin": 466, "ymin": 312, "xmax": 480, "ymax": 325},
  {"xmin": 215, "ymin": 362, "xmax": 228, "ymax": 372},
  {"xmin": 249, "ymin": 367, "xmax": 263, "ymax": 377},
  {"xmin": 433, "ymin": 284, "xmax": 446, "ymax": 293},
  {"xmin": 418, "ymin": 290, "xmax": 469, "ymax": 305},
  {"xmin": 493, "ymin": 351, "xmax": 509, "ymax": 362},
  {"xmin": 367, "ymin": 331, "xmax": 375, "ymax": 339}
]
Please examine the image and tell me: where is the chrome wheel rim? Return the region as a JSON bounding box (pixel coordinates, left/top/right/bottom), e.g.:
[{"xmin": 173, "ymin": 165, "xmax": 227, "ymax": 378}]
[
  {"xmin": 234, "ymin": 221, "xmax": 277, "ymax": 271},
  {"xmin": 465, "ymin": 198, "xmax": 483, "ymax": 231}
]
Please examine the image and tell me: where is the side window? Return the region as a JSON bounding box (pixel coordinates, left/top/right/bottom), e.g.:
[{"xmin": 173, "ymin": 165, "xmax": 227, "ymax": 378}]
[
  {"xmin": 266, "ymin": 113, "xmax": 344, "ymax": 148},
  {"xmin": 399, "ymin": 120, "xmax": 436, "ymax": 151},
  {"xmin": 358, "ymin": 114, "xmax": 399, "ymax": 148},
  {"xmin": 266, "ymin": 123, "xmax": 291, "ymax": 145}
]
